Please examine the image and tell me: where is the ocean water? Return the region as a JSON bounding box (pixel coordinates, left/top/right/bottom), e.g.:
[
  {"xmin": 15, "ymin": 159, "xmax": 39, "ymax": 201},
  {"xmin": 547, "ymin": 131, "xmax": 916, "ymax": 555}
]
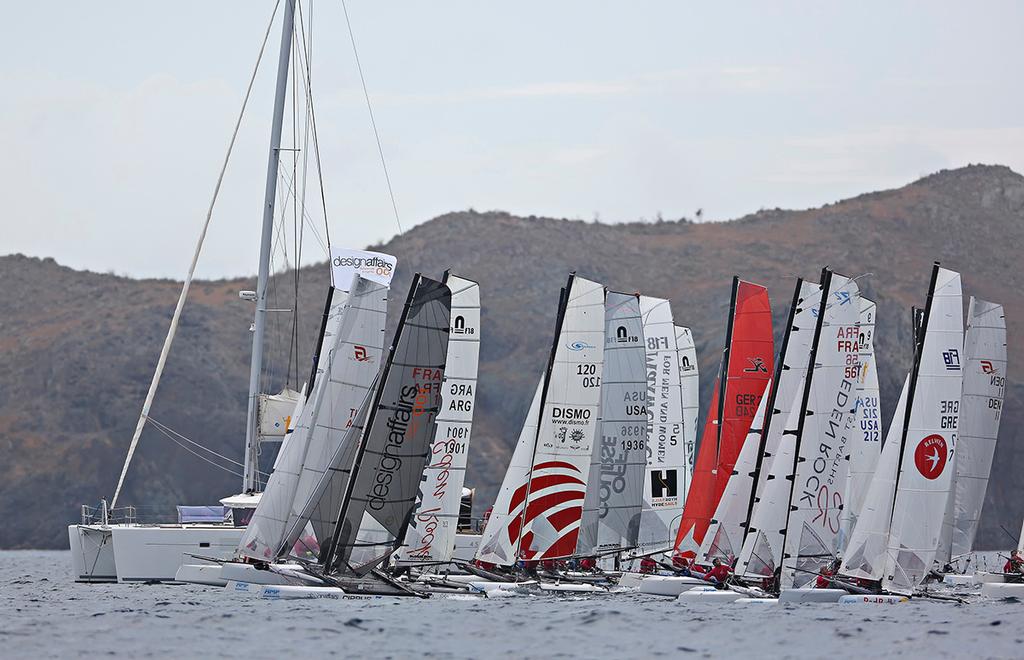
[{"xmin": 2, "ymin": 551, "xmax": 1021, "ymax": 659}]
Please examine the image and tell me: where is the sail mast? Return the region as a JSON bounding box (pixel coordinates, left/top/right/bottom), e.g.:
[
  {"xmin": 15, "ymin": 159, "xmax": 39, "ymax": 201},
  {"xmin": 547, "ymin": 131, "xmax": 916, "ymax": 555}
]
[
  {"xmin": 242, "ymin": 0, "xmax": 298, "ymax": 492},
  {"xmin": 715, "ymin": 277, "xmax": 740, "ymax": 461}
]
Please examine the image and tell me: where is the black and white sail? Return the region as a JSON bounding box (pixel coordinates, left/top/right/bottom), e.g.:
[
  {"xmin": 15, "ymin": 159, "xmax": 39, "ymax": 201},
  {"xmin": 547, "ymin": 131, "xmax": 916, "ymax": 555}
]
[{"xmin": 322, "ymin": 275, "xmax": 451, "ymax": 575}]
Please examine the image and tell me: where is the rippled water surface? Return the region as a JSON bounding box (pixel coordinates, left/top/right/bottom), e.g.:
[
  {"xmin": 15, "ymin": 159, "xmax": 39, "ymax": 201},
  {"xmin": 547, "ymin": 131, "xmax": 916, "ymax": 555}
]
[{"xmin": 2, "ymin": 551, "xmax": 1022, "ymax": 659}]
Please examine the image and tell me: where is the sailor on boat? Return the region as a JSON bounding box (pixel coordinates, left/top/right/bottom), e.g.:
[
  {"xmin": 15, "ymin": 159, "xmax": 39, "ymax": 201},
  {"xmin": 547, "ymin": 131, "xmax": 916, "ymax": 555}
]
[
  {"xmin": 815, "ymin": 559, "xmax": 840, "ymax": 588},
  {"xmin": 690, "ymin": 557, "xmax": 732, "ymax": 587},
  {"xmin": 1004, "ymin": 550, "xmax": 1024, "ymax": 581}
]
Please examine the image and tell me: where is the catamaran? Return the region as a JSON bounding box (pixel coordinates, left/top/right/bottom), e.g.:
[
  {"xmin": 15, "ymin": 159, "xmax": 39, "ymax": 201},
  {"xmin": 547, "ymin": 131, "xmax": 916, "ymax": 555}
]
[{"xmin": 839, "ymin": 263, "xmax": 964, "ymax": 599}]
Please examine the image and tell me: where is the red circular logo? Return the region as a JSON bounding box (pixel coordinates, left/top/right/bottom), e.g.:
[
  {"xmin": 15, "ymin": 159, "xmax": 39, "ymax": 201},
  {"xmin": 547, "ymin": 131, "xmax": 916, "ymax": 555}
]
[{"xmin": 914, "ymin": 434, "xmax": 947, "ymax": 479}]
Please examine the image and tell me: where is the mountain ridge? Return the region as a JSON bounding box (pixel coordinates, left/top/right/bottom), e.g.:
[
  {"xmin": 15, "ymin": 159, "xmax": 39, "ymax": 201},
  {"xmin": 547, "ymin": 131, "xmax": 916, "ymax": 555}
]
[{"xmin": 2, "ymin": 163, "xmax": 1022, "ymax": 549}]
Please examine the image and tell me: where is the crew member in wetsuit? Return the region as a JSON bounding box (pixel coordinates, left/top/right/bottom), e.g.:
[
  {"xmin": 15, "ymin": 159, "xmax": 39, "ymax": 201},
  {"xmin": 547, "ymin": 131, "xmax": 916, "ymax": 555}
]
[{"xmin": 639, "ymin": 556, "xmax": 658, "ymax": 574}]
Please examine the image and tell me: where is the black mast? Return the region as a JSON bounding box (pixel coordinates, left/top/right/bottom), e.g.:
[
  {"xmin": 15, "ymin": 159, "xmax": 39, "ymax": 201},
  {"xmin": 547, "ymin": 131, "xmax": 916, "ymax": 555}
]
[
  {"xmin": 305, "ymin": 286, "xmax": 336, "ymax": 399},
  {"xmin": 714, "ymin": 276, "xmax": 740, "ymax": 462}
]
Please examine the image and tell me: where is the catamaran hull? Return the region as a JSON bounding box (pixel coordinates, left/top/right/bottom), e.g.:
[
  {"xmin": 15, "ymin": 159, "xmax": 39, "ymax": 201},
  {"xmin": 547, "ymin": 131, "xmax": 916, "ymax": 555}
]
[
  {"xmin": 981, "ymin": 582, "xmax": 1024, "ymax": 598},
  {"xmin": 110, "ymin": 524, "xmax": 244, "ymax": 583},
  {"xmin": 677, "ymin": 586, "xmax": 743, "ymax": 602},
  {"xmin": 777, "ymin": 588, "xmax": 847, "ymax": 604},
  {"xmin": 638, "ymin": 575, "xmax": 706, "ymax": 597},
  {"xmin": 217, "ymin": 561, "xmax": 313, "ymax": 586},
  {"xmin": 68, "ymin": 525, "xmax": 117, "ymax": 583},
  {"xmin": 175, "ymin": 563, "xmax": 228, "ymax": 587},
  {"xmin": 838, "ymin": 594, "xmax": 909, "ymax": 605}
]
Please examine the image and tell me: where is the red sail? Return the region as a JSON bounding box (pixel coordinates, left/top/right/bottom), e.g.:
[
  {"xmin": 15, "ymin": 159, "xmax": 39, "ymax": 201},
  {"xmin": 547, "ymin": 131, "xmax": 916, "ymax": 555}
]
[{"xmin": 674, "ymin": 279, "xmax": 773, "ymax": 559}]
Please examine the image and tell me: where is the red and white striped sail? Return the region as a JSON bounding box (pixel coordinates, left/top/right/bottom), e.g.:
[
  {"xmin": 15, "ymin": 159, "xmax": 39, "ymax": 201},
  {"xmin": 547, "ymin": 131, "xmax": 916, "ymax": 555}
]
[{"xmin": 520, "ymin": 276, "xmax": 606, "ymax": 560}]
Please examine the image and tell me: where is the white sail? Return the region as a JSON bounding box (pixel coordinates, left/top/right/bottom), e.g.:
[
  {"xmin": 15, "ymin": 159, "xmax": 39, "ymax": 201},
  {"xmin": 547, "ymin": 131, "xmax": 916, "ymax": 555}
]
[
  {"xmin": 948, "ymin": 299, "xmax": 1006, "ymax": 558},
  {"xmin": 751, "ymin": 280, "xmax": 821, "ymax": 504},
  {"xmin": 734, "ymin": 280, "xmax": 821, "ymax": 579},
  {"xmin": 520, "ymin": 276, "xmax": 606, "ymax": 560},
  {"xmin": 577, "ymin": 292, "xmax": 648, "ymax": 557},
  {"xmin": 676, "ymin": 326, "xmax": 699, "ymax": 494},
  {"xmin": 396, "ymin": 275, "xmax": 481, "ymax": 565},
  {"xmin": 883, "ymin": 267, "xmax": 964, "ymax": 594},
  {"xmin": 839, "ymin": 375, "xmax": 910, "ymax": 581},
  {"xmin": 238, "ymin": 276, "xmax": 387, "ymax": 560},
  {"xmin": 839, "ymin": 298, "xmax": 881, "ymax": 553},
  {"xmin": 475, "ymin": 378, "xmax": 544, "ymax": 566},
  {"xmin": 635, "ymin": 297, "xmax": 686, "ymax": 554},
  {"xmin": 780, "ymin": 274, "xmax": 861, "ymax": 589},
  {"xmin": 735, "ymin": 381, "xmax": 803, "ymax": 580},
  {"xmin": 699, "ymin": 380, "xmax": 770, "ymax": 564}
]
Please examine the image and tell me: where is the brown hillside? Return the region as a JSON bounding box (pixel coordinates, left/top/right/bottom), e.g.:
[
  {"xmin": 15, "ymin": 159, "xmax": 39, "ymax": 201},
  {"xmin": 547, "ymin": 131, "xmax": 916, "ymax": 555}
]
[{"xmin": 1, "ymin": 163, "xmax": 1022, "ymax": 549}]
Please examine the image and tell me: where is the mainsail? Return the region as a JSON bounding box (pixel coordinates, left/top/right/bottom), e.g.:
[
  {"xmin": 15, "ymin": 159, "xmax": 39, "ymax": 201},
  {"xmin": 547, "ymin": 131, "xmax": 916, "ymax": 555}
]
[
  {"xmin": 323, "ymin": 275, "xmax": 452, "ymax": 575},
  {"xmin": 838, "ymin": 298, "xmax": 881, "ymax": 553},
  {"xmin": 519, "ymin": 275, "xmax": 606, "ymax": 560},
  {"xmin": 634, "ymin": 297, "xmax": 687, "ymax": 554},
  {"xmin": 237, "ymin": 276, "xmax": 388, "ymax": 561},
  {"xmin": 883, "ymin": 266, "xmax": 963, "ymax": 594},
  {"xmin": 395, "ymin": 274, "xmax": 481, "ymax": 565},
  {"xmin": 674, "ymin": 278, "xmax": 773, "ymax": 558},
  {"xmin": 577, "ymin": 292, "xmax": 647, "ymax": 557},
  {"xmin": 779, "ymin": 272, "xmax": 861, "ymax": 589},
  {"xmin": 676, "ymin": 326, "xmax": 700, "ymax": 495},
  {"xmin": 947, "ymin": 298, "xmax": 1006, "ymax": 558}
]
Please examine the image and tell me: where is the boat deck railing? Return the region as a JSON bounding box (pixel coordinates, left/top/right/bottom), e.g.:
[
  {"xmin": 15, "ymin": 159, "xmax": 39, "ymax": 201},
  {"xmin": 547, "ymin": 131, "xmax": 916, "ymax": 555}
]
[{"xmin": 80, "ymin": 501, "xmax": 136, "ymax": 525}]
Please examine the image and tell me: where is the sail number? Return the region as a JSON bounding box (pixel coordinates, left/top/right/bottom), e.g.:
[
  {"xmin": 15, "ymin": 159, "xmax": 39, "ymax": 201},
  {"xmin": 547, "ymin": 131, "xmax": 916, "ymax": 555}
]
[
  {"xmin": 940, "ymin": 399, "xmax": 959, "ymax": 429},
  {"xmin": 621, "ymin": 439, "xmax": 645, "ymax": 451},
  {"xmin": 648, "ymin": 337, "xmax": 670, "ymax": 350},
  {"xmin": 578, "ymin": 363, "xmax": 601, "ymax": 388}
]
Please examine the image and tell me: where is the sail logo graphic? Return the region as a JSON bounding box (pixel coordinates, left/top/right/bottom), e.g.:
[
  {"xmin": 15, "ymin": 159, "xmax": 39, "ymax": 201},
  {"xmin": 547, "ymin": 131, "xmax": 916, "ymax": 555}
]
[
  {"xmin": 452, "ymin": 315, "xmax": 474, "ymax": 335},
  {"xmin": 743, "ymin": 357, "xmax": 768, "ymax": 374},
  {"xmin": 651, "ymin": 469, "xmax": 678, "ymax": 498},
  {"xmin": 352, "ymin": 345, "xmax": 373, "ymax": 362},
  {"xmin": 834, "ymin": 290, "xmax": 852, "ymax": 305},
  {"xmin": 981, "ymin": 360, "xmax": 997, "ymax": 374},
  {"xmin": 566, "ymin": 340, "xmax": 595, "ymax": 352},
  {"xmin": 913, "ymin": 434, "xmax": 947, "ymax": 479},
  {"xmin": 943, "ymin": 349, "xmax": 961, "ymax": 371}
]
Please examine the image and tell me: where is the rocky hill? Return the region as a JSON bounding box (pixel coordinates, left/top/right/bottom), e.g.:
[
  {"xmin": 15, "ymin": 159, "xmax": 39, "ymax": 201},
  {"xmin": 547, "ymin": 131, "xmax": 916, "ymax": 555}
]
[{"xmin": 2, "ymin": 164, "xmax": 1023, "ymax": 550}]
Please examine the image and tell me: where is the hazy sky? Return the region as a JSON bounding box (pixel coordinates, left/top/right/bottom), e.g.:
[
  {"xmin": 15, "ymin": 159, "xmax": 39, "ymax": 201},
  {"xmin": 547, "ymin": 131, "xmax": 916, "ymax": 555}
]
[{"xmin": 4, "ymin": 1, "xmax": 1023, "ymax": 278}]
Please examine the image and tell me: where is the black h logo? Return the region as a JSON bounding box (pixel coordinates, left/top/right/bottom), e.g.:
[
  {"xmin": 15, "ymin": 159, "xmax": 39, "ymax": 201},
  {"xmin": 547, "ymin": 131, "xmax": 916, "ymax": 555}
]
[
  {"xmin": 453, "ymin": 315, "xmax": 466, "ymax": 334},
  {"xmin": 651, "ymin": 470, "xmax": 678, "ymax": 498}
]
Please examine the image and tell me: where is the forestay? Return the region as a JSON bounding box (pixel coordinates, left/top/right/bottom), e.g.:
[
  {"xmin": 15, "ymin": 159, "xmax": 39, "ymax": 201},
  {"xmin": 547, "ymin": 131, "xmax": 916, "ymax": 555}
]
[
  {"xmin": 839, "ymin": 298, "xmax": 881, "ymax": 554},
  {"xmin": 520, "ymin": 276, "xmax": 605, "ymax": 560},
  {"xmin": 635, "ymin": 297, "xmax": 687, "ymax": 555},
  {"xmin": 396, "ymin": 275, "xmax": 481, "ymax": 565},
  {"xmin": 325, "ymin": 275, "xmax": 452, "ymax": 575},
  {"xmin": 577, "ymin": 292, "xmax": 647, "ymax": 557},
  {"xmin": 238, "ymin": 276, "xmax": 388, "ymax": 561},
  {"xmin": 948, "ymin": 299, "xmax": 1006, "ymax": 558},
  {"xmin": 883, "ymin": 266, "xmax": 963, "ymax": 594}
]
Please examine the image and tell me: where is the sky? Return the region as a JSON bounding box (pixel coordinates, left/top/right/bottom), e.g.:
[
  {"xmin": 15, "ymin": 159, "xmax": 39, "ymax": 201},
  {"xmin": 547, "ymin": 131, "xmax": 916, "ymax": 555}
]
[{"xmin": 3, "ymin": 1, "xmax": 1023, "ymax": 279}]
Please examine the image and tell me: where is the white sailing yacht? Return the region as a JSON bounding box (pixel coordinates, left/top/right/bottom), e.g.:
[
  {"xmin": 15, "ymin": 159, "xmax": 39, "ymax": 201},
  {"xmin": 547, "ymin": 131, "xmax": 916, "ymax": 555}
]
[{"xmin": 69, "ymin": 0, "xmax": 398, "ymax": 584}]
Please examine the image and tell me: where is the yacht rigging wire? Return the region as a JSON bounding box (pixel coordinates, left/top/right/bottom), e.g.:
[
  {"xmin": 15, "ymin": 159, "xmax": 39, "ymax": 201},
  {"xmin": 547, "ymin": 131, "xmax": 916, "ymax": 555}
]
[{"xmin": 110, "ymin": 0, "xmax": 284, "ymax": 508}]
